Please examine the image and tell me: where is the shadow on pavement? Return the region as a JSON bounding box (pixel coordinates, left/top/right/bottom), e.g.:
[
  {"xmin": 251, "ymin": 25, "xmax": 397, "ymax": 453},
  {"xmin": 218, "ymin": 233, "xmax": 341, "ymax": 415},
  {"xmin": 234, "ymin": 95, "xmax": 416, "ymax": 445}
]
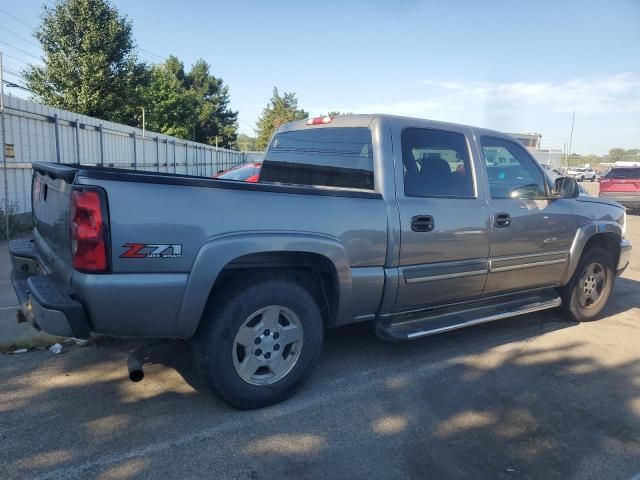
[{"xmin": 1, "ymin": 283, "xmax": 639, "ymax": 479}]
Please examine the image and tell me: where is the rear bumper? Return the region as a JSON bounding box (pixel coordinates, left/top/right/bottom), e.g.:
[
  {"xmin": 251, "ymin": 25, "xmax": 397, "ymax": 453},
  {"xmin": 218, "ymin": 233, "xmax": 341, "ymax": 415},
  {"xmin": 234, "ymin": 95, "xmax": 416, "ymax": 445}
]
[
  {"xmin": 599, "ymin": 193, "xmax": 640, "ymax": 208},
  {"xmin": 617, "ymin": 239, "xmax": 632, "ymax": 276},
  {"xmin": 9, "ymin": 239, "xmax": 91, "ymax": 339}
]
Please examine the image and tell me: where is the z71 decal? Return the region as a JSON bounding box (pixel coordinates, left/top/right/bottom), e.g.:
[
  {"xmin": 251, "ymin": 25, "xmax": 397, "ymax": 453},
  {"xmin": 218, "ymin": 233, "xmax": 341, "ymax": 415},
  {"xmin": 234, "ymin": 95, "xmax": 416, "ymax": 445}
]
[{"xmin": 120, "ymin": 243, "xmax": 182, "ymax": 259}]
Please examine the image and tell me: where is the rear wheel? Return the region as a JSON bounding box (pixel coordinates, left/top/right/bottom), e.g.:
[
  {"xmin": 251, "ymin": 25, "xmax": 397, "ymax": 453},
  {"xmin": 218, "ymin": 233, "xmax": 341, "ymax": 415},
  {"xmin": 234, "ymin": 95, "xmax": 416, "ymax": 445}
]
[
  {"xmin": 193, "ymin": 276, "xmax": 323, "ymax": 409},
  {"xmin": 559, "ymin": 247, "xmax": 614, "ymax": 322}
]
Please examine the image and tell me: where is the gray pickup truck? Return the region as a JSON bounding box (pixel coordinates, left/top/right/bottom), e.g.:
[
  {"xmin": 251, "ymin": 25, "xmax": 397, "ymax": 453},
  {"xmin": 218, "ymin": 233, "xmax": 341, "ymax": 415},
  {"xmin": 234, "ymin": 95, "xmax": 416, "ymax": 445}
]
[{"xmin": 10, "ymin": 114, "xmax": 632, "ymax": 409}]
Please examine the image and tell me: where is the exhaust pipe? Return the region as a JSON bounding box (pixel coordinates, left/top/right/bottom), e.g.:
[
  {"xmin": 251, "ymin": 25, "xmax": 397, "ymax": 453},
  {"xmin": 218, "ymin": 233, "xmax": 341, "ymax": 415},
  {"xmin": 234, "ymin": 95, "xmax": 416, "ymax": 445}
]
[
  {"xmin": 127, "ymin": 353, "xmax": 145, "ymax": 382},
  {"xmin": 126, "ymin": 341, "xmax": 174, "ymax": 383}
]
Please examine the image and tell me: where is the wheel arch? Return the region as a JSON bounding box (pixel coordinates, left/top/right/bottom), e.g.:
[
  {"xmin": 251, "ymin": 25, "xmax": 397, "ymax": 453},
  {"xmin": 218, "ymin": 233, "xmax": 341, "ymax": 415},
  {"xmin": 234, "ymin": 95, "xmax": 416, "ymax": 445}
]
[
  {"xmin": 177, "ymin": 232, "xmax": 352, "ymax": 337},
  {"xmin": 562, "ymin": 221, "xmax": 622, "ymax": 285}
]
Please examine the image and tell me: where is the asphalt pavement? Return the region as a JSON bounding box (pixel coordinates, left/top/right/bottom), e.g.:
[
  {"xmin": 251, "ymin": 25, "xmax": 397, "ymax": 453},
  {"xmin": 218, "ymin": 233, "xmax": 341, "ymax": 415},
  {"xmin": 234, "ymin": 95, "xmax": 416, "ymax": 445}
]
[{"xmin": 1, "ymin": 183, "xmax": 639, "ymax": 480}]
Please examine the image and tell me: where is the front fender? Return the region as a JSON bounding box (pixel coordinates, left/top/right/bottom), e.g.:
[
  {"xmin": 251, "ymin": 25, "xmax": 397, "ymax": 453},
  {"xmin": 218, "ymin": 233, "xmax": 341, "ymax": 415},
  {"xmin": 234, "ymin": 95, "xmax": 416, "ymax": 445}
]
[
  {"xmin": 562, "ymin": 221, "xmax": 623, "ymax": 285},
  {"xmin": 176, "ymin": 231, "xmax": 352, "ymax": 337}
]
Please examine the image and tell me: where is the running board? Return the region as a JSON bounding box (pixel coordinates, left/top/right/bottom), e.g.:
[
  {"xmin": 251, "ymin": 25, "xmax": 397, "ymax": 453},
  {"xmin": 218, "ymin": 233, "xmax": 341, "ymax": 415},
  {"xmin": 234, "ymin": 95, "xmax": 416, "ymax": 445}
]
[{"xmin": 375, "ymin": 289, "xmax": 562, "ymax": 341}]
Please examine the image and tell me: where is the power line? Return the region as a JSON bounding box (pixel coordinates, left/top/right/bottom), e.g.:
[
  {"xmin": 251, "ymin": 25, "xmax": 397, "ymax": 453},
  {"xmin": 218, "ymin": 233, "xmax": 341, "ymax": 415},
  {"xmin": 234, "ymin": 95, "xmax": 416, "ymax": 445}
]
[
  {"xmin": 3, "ymin": 67, "xmax": 26, "ymax": 79},
  {"xmin": 139, "ymin": 47, "xmax": 164, "ymax": 62},
  {"xmin": 2, "ymin": 79, "xmax": 30, "ymax": 91},
  {"xmin": 1, "ymin": 53, "xmax": 33, "ymax": 71},
  {"xmin": 0, "ymin": 7, "xmax": 37, "ymax": 31},
  {"xmin": 0, "ymin": 40, "xmax": 41, "ymax": 61},
  {"xmin": 0, "ymin": 25, "xmax": 42, "ymax": 50}
]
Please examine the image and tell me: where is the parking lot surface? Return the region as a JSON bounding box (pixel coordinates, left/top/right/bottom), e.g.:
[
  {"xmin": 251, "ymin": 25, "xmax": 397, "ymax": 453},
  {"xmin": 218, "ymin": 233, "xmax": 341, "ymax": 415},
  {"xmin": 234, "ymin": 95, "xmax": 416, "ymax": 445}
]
[{"xmin": 1, "ymin": 186, "xmax": 639, "ymax": 480}]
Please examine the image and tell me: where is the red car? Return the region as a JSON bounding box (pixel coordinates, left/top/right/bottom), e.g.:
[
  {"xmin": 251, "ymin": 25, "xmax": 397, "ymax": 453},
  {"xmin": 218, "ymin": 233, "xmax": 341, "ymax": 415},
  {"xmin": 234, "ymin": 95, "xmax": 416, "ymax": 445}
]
[
  {"xmin": 599, "ymin": 166, "xmax": 640, "ymax": 211},
  {"xmin": 214, "ymin": 163, "xmax": 261, "ymax": 183}
]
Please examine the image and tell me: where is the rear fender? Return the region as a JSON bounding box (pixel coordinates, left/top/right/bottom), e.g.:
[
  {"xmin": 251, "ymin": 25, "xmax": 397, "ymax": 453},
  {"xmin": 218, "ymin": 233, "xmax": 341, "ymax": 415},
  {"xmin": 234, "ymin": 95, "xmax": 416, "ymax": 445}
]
[{"xmin": 177, "ymin": 232, "xmax": 352, "ymax": 337}]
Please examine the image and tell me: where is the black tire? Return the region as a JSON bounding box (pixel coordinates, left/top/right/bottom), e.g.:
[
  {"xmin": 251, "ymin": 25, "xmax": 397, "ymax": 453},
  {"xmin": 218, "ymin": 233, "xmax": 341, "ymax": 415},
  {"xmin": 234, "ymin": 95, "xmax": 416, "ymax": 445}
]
[
  {"xmin": 192, "ymin": 276, "xmax": 323, "ymax": 409},
  {"xmin": 559, "ymin": 247, "xmax": 614, "ymax": 322},
  {"xmin": 590, "ymin": 176, "xmax": 596, "ymax": 182}
]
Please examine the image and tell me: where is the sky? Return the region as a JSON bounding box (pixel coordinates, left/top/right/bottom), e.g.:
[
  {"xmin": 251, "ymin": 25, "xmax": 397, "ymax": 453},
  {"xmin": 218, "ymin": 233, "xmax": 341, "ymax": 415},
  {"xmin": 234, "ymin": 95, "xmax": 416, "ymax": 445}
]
[{"xmin": 1, "ymin": 0, "xmax": 639, "ymax": 155}]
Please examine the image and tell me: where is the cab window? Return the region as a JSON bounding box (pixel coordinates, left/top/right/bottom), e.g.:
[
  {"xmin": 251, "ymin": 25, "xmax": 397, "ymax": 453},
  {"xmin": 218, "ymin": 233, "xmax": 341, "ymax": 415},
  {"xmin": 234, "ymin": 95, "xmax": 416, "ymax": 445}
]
[
  {"xmin": 260, "ymin": 127, "xmax": 374, "ymax": 190},
  {"xmin": 402, "ymin": 128, "xmax": 474, "ymax": 198},
  {"xmin": 481, "ymin": 137, "xmax": 547, "ymax": 199}
]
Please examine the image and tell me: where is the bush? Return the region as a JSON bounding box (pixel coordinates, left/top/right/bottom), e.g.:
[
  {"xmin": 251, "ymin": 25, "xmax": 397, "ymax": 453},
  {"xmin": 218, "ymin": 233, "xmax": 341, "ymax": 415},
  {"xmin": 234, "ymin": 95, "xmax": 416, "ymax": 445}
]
[{"xmin": 0, "ymin": 200, "xmax": 21, "ymax": 239}]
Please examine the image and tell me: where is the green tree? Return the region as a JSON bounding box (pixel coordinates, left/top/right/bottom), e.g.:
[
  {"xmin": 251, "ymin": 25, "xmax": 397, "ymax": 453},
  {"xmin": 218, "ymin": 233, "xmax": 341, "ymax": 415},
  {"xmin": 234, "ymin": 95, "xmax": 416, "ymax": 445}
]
[
  {"xmin": 141, "ymin": 61, "xmax": 198, "ymax": 138},
  {"xmin": 23, "ymin": 0, "xmax": 149, "ymax": 125},
  {"xmin": 140, "ymin": 56, "xmax": 238, "ymax": 147},
  {"xmin": 255, "ymin": 88, "xmax": 308, "ymax": 150},
  {"xmin": 608, "ymin": 148, "xmax": 626, "ymax": 161},
  {"xmin": 186, "ymin": 59, "xmax": 238, "ymax": 148},
  {"xmin": 237, "ymin": 133, "xmax": 258, "ymax": 151}
]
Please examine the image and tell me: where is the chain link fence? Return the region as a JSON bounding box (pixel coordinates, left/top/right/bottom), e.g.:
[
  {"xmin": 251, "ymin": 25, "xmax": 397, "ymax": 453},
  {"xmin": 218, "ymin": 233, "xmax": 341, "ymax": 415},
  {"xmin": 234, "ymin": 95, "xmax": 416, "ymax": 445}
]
[{"xmin": 0, "ymin": 94, "xmax": 263, "ymax": 236}]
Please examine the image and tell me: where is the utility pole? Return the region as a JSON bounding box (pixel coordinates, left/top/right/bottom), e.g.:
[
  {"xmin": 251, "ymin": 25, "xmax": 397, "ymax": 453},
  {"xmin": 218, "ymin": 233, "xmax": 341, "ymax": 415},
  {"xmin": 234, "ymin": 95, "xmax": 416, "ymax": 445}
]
[
  {"xmin": 567, "ymin": 110, "xmax": 575, "ymax": 167},
  {"xmin": 0, "ymin": 50, "xmax": 10, "ymax": 239},
  {"xmin": 141, "ymin": 107, "xmax": 145, "ymax": 166}
]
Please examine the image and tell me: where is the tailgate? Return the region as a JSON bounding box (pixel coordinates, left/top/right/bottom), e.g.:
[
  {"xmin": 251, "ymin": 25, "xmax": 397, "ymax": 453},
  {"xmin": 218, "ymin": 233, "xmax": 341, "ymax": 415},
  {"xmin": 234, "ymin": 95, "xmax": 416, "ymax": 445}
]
[
  {"xmin": 31, "ymin": 163, "xmax": 79, "ymax": 269},
  {"xmin": 600, "ymin": 178, "xmax": 640, "ymax": 193}
]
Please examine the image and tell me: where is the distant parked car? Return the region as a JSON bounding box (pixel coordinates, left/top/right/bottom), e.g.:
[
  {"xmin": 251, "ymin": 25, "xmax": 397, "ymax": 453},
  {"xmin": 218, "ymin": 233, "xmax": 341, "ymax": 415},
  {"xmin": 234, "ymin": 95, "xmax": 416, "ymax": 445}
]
[
  {"xmin": 599, "ymin": 166, "xmax": 640, "ymax": 211},
  {"xmin": 567, "ymin": 167, "xmax": 597, "ymax": 182},
  {"xmin": 215, "ymin": 162, "xmax": 261, "ymax": 182}
]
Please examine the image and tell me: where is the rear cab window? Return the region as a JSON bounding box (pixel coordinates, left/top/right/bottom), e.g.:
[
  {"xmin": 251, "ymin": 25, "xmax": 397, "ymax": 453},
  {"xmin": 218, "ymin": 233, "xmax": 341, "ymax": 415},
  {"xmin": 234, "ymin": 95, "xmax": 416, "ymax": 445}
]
[{"xmin": 260, "ymin": 127, "xmax": 374, "ymax": 190}]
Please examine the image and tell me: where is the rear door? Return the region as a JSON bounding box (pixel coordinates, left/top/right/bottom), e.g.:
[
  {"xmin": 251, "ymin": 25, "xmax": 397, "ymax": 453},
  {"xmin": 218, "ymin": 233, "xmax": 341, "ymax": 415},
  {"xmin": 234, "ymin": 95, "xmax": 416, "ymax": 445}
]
[
  {"xmin": 479, "ymin": 135, "xmax": 576, "ymax": 295},
  {"xmin": 392, "ymin": 122, "xmax": 490, "ymax": 312}
]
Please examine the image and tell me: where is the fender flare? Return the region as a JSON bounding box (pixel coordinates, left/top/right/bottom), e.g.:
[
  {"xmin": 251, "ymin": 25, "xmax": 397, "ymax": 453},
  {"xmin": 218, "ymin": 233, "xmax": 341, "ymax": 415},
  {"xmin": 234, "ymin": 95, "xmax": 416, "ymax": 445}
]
[
  {"xmin": 562, "ymin": 220, "xmax": 622, "ymax": 285},
  {"xmin": 176, "ymin": 231, "xmax": 352, "ymax": 337}
]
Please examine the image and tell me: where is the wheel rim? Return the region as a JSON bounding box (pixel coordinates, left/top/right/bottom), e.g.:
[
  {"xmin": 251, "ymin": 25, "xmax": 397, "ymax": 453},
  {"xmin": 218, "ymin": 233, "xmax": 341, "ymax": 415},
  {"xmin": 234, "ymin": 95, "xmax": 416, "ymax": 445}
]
[
  {"xmin": 232, "ymin": 305, "xmax": 304, "ymax": 386},
  {"xmin": 577, "ymin": 262, "xmax": 607, "ymax": 309}
]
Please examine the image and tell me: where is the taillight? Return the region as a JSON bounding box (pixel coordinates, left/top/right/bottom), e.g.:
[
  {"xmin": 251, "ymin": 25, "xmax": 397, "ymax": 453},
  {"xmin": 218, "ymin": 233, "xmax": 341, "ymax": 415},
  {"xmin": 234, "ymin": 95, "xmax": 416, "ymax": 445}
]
[
  {"xmin": 70, "ymin": 187, "xmax": 109, "ymax": 272},
  {"xmin": 246, "ymin": 174, "xmax": 259, "ymax": 183}
]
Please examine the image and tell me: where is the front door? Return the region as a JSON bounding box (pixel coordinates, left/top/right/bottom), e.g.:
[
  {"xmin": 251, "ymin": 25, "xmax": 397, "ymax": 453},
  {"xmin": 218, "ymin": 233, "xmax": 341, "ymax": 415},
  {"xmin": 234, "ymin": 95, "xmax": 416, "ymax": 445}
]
[
  {"xmin": 479, "ymin": 135, "xmax": 576, "ymax": 295},
  {"xmin": 393, "ymin": 124, "xmax": 491, "ymax": 312}
]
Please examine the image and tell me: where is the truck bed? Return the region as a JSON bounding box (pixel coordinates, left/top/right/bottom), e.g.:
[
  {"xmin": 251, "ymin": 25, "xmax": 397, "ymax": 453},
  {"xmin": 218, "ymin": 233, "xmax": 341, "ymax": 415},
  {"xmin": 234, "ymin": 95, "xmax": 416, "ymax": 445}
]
[{"xmin": 29, "ymin": 162, "xmax": 389, "ymax": 337}]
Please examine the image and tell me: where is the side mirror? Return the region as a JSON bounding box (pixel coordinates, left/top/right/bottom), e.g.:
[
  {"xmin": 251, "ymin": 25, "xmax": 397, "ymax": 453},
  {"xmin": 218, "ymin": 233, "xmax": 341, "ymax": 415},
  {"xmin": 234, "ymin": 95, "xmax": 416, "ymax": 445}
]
[{"xmin": 553, "ymin": 176, "xmax": 580, "ymax": 198}]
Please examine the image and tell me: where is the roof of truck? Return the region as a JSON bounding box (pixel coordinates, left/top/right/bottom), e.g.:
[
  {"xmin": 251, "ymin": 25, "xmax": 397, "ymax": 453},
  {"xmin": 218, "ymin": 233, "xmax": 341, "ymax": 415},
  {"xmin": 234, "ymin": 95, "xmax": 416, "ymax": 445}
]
[{"xmin": 277, "ymin": 114, "xmax": 513, "ymax": 141}]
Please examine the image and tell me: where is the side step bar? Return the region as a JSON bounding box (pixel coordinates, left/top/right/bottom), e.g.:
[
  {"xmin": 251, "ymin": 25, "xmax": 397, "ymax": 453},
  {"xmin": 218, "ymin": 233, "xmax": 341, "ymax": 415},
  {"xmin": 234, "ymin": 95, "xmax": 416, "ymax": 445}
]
[{"xmin": 376, "ymin": 289, "xmax": 562, "ymax": 341}]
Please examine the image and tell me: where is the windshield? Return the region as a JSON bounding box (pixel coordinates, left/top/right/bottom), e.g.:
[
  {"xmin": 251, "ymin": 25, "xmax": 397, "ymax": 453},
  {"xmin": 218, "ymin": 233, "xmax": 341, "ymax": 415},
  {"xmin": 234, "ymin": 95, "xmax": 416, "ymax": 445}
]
[{"xmin": 217, "ymin": 164, "xmax": 259, "ymax": 181}]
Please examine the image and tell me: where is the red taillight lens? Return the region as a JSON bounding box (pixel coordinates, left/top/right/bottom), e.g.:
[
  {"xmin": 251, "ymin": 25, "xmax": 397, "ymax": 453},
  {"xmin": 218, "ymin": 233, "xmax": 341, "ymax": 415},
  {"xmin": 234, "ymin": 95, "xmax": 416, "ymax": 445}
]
[
  {"xmin": 246, "ymin": 174, "xmax": 259, "ymax": 183},
  {"xmin": 306, "ymin": 116, "xmax": 333, "ymax": 125},
  {"xmin": 70, "ymin": 188, "xmax": 109, "ymax": 272}
]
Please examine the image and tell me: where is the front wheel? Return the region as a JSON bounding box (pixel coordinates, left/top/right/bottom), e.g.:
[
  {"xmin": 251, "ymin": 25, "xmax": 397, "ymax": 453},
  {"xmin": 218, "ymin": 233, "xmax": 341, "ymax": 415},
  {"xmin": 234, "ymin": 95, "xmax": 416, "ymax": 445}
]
[
  {"xmin": 559, "ymin": 247, "xmax": 614, "ymax": 322},
  {"xmin": 193, "ymin": 277, "xmax": 323, "ymax": 409}
]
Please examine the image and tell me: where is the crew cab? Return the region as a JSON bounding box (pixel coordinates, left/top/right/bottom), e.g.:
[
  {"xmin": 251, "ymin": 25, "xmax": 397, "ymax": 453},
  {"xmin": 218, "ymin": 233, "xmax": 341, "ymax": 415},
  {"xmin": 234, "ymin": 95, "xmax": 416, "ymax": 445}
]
[{"xmin": 10, "ymin": 115, "xmax": 631, "ymax": 409}]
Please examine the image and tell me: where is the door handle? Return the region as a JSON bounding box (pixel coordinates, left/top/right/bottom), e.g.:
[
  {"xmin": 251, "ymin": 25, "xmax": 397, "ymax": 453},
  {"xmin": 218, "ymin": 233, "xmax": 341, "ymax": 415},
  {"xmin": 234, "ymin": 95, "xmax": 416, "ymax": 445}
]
[
  {"xmin": 493, "ymin": 212, "xmax": 511, "ymax": 228},
  {"xmin": 411, "ymin": 215, "xmax": 434, "ymax": 232}
]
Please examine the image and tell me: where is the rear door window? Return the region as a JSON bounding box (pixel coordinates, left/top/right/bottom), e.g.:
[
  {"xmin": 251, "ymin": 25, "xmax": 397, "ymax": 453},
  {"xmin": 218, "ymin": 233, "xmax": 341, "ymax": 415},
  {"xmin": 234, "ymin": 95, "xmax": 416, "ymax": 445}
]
[
  {"xmin": 401, "ymin": 128, "xmax": 475, "ymax": 198},
  {"xmin": 260, "ymin": 127, "xmax": 374, "ymax": 190}
]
